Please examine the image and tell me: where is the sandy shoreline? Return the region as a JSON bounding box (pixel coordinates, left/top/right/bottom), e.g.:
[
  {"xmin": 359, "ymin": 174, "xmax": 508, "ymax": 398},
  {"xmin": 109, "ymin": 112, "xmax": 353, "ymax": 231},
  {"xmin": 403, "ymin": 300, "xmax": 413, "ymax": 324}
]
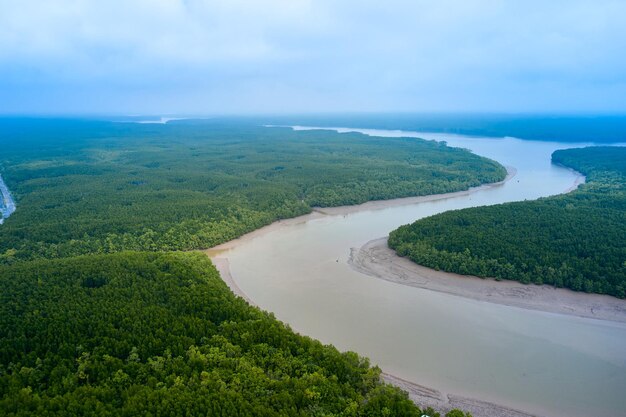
[
  {"xmin": 555, "ymin": 163, "xmax": 587, "ymax": 193},
  {"xmin": 211, "ymin": 258, "xmax": 256, "ymax": 306},
  {"xmin": 381, "ymin": 373, "xmax": 538, "ymax": 417},
  {"xmin": 341, "ymin": 166, "xmax": 626, "ymax": 325},
  {"xmin": 350, "ymin": 237, "xmax": 626, "ymax": 324}
]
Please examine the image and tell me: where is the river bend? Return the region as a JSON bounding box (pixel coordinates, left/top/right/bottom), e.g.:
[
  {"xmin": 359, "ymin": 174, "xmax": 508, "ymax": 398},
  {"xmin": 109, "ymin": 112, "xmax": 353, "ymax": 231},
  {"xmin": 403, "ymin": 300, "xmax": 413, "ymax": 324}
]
[{"xmin": 209, "ymin": 127, "xmax": 626, "ymax": 417}]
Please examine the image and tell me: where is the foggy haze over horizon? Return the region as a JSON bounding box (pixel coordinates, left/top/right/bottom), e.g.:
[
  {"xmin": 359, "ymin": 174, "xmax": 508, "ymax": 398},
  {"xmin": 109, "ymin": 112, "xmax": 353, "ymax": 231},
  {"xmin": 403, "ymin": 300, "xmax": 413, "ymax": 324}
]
[{"xmin": 2, "ymin": 0, "xmax": 626, "ymax": 115}]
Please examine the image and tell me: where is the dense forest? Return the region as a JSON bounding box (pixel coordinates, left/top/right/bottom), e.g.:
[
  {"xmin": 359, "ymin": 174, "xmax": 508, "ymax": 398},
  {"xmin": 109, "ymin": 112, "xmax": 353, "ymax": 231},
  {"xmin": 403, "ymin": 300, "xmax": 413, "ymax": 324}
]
[
  {"xmin": 0, "ymin": 119, "xmax": 490, "ymax": 415},
  {"xmin": 0, "ymin": 118, "xmax": 505, "ymax": 263},
  {"xmin": 389, "ymin": 146, "xmax": 626, "ymax": 297},
  {"xmin": 0, "ymin": 251, "xmax": 469, "ymax": 417}
]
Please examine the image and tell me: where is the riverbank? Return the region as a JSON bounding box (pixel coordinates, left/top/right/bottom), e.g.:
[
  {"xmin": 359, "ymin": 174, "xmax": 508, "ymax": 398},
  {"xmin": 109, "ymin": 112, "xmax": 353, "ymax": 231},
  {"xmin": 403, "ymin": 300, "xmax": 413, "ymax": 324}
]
[
  {"xmin": 205, "ymin": 166, "xmax": 517, "ymax": 257},
  {"xmin": 381, "ymin": 373, "xmax": 537, "ymax": 417},
  {"xmin": 211, "ymin": 258, "xmax": 256, "ymax": 306},
  {"xmin": 313, "ymin": 166, "xmax": 517, "ymax": 216},
  {"xmin": 350, "ymin": 237, "xmax": 626, "ymax": 324}
]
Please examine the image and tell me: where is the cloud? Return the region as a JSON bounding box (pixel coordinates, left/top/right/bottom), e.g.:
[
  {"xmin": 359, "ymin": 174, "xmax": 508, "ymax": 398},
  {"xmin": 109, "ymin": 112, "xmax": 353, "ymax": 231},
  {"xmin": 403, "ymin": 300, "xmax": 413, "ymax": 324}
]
[{"xmin": 1, "ymin": 0, "xmax": 625, "ymax": 113}]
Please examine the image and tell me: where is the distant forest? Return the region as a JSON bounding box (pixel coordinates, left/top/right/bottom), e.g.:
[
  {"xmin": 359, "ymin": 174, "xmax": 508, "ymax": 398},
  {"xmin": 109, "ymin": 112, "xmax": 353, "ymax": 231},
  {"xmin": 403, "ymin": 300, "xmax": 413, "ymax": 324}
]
[
  {"xmin": 261, "ymin": 114, "xmax": 626, "ymax": 143},
  {"xmin": 389, "ymin": 146, "xmax": 626, "ymax": 298},
  {"xmin": 0, "ymin": 118, "xmax": 489, "ymax": 416},
  {"xmin": 0, "ymin": 119, "xmax": 505, "ymax": 263}
]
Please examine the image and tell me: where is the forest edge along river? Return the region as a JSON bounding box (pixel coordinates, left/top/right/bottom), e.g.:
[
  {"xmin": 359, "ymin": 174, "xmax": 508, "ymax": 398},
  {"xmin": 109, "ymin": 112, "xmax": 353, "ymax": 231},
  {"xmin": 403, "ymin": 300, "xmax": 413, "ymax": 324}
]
[
  {"xmin": 350, "ymin": 235, "xmax": 626, "ymax": 324},
  {"xmin": 205, "ymin": 126, "xmax": 626, "ymax": 417}
]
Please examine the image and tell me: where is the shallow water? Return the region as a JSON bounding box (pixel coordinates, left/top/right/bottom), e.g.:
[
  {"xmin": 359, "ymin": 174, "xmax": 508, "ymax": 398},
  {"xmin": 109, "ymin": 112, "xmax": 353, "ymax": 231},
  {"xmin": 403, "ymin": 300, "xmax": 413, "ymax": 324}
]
[{"xmin": 220, "ymin": 127, "xmax": 626, "ymax": 417}]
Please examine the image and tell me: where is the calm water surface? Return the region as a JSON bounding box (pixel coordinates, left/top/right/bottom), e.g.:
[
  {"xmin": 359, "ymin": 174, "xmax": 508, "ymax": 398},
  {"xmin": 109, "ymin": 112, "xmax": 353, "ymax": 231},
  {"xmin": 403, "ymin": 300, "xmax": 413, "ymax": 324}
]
[{"xmin": 221, "ymin": 128, "xmax": 626, "ymax": 417}]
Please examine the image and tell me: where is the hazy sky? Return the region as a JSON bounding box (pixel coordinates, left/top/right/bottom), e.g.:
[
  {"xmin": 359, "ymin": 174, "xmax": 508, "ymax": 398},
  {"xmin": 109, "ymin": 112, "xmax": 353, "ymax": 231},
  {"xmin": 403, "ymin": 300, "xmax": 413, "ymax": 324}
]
[{"xmin": 1, "ymin": 0, "xmax": 625, "ymax": 114}]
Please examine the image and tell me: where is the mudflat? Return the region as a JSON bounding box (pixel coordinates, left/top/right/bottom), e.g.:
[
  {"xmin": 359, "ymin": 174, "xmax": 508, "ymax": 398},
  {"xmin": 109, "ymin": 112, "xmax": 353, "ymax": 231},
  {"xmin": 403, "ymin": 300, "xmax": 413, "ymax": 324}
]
[{"xmin": 350, "ymin": 237, "xmax": 626, "ymax": 324}]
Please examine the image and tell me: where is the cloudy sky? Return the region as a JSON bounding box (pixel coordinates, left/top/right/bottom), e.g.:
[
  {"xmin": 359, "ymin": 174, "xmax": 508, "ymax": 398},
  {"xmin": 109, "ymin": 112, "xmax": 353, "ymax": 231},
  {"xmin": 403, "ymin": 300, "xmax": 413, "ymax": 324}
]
[{"xmin": 1, "ymin": 0, "xmax": 625, "ymax": 114}]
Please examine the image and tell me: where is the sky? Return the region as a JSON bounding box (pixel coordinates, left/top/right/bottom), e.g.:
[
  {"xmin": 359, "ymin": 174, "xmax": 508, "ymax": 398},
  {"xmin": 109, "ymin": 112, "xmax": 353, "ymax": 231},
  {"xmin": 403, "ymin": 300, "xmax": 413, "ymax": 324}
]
[{"xmin": 1, "ymin": 0, "xmax": 626, "ymax": 115}]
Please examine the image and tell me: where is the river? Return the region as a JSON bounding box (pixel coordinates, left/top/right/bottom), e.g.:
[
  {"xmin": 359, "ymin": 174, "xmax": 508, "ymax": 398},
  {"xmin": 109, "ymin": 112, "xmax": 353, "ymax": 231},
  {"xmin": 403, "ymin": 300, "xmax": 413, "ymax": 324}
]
[
  {"xmin": 210, "ymin": 127, "xmax": 626, "ymax": 417},
  {"xmin": 0, "ymin": 174, "xmax": 16, "ymax": 224}
]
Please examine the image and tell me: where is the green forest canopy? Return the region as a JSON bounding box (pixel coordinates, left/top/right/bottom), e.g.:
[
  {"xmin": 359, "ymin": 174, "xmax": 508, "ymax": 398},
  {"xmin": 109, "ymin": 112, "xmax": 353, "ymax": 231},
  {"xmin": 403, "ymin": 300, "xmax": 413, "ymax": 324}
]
[
  {"xmin": 1, "ymin": 251, "xmax": 456, "ymax": 416},
  {"xmin": 389, "ymin": 146, "xmax": 626, "ymax": 298},
  {"xmin": 0, "ymin": 118, "xmax": 492, "ymax": 416}
]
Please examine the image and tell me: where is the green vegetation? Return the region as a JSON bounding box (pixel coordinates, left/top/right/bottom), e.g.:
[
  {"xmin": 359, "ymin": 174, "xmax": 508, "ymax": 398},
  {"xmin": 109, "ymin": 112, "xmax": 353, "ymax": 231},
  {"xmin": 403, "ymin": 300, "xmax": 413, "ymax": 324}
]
[
  {"xmin": 389, "ymin": 146, "xmax": 626, "ymax": 298},
  {"xmin": 0, "ymin": 252, "xmax": 422, "ymax": 416},
  {"xmin": 0, "ymin": 118, "xmax": 494, "ymax": 415},
  {"xmin": 0, "ymin": 119, "xmax": 505, "ymax": 263}
]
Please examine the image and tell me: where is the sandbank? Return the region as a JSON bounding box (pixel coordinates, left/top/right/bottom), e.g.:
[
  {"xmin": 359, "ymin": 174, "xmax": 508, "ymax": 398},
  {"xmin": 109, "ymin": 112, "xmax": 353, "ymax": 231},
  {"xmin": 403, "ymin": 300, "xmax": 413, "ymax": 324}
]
[{"xmin": 349, "ymin": 237, "xmax": 626, "ymax": 324}]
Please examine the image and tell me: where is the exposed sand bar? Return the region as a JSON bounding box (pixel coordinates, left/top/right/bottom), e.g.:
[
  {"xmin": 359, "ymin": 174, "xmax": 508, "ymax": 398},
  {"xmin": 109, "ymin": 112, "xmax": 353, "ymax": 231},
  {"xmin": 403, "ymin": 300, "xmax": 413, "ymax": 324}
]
[
  {"xmin": 382, "ymin": 373, "xmax": 537, "ymax": 417},
  {"xmin": 350, "ymin": 237, "xmax": 626, "ymax": 324}
]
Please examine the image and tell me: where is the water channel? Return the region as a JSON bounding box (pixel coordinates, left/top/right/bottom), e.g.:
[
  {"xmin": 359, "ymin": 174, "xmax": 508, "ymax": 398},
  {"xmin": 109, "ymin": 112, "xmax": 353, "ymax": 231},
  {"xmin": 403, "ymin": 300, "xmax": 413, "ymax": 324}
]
[{"xmin": 212, "ymin": 127, "xmax": 626, "ymax": 417}]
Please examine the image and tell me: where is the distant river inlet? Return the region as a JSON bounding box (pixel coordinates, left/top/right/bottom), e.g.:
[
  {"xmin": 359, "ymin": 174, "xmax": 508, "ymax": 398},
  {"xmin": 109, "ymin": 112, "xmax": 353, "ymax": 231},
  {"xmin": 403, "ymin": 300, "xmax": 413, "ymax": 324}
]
[
  {"xmin": 0, "ymin": 174, "xmax": 16, "ymax": 224},
  {"xmin": 208, "ymin": 127, "xmax": 626, "ymax": 417}
]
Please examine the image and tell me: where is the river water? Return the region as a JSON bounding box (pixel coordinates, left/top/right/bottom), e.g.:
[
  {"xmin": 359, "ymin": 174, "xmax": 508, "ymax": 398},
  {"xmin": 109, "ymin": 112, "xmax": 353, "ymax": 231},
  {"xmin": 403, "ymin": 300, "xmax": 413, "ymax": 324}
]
[
  {"xmin": 0, "ymin": 174, "xmax": 16, "ymax": 224},
  {"xmin": 217, "ymin": 127, "xmax": 626, "ymax": 417}
]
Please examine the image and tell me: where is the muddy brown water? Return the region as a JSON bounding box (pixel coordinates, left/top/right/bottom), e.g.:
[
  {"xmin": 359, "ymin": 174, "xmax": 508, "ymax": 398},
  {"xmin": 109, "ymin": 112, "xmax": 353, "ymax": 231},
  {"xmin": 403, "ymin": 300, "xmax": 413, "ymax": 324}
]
[{"xmin": 213, "ymin": 128, "xmax": 626, "ymax": 417}]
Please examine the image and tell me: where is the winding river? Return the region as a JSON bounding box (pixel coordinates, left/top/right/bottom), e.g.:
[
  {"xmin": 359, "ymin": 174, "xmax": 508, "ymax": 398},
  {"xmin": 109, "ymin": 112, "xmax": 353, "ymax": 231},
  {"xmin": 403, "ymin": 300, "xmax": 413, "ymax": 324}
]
[{"xmin": 209, "ymin": 127, "xmax": 626, "ymax": 417}]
